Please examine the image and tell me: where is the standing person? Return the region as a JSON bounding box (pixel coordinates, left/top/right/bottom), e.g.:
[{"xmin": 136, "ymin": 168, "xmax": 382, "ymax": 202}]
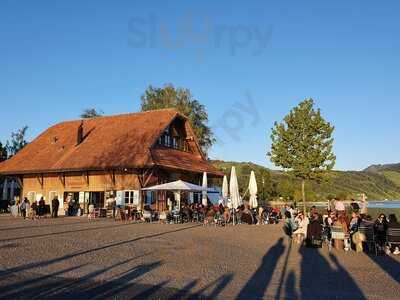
[
  {"xmin": 334, "ymin": 198, "xmax": 346, "ymax": 215},
  {"xmin": 51, "ymin": 196, "xmax": 60, "ymax": 218},
  {"xmin": 293, "ymin": 212, "xmax": 310, "ymax": 244},
  {"xmin": 283, "ymin": 211, "xmax": 298, "ymax": 238},
  {"xmin": 20, "ymin": 197, "xmax": 28, "ymax": 219},
  {"xmin": 111, "ymin": 197, "xmax": 117, "ymax": 219},
  {"xmin": 333, "ymin": 214, "xmax": 350, "ymax": 251},
  {"xmin": 30, "ymin": 201, "xmax": 37, "ymax": 220},
  {"xmin": 359, "ymin": 195, "xmax": 368, "ymax": 217},
  {"xmin": 374, "ymin": 214, "xmax": 388, "ymax": 254},
  {"xmin": 306, "ymin": 213, "xmax": 323, "ymax": 248},
  {"xmin": 38, "ymin": 197, "xmax": 46, "ymax": 218}
]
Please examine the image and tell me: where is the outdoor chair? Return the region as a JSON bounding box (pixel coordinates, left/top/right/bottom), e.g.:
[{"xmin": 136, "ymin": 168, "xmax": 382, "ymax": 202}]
[
  {"xmin": 159, "ymin": 211, "xmax": 167, "ymax": 224},
  {"xmin": 386, "ymin": 228, "xmax": 400, "ymax": 249},
  {"xmin": 331, "ymin": 226, "xmax": 350, "ymax": 251},
  {"xmin": 322, "ymin": 225, "xmax": 332, "ymax": 251},
  {"xmin": 143, "ymin": 210, "xmax": 153, "ymax": 223},
  {"xmin": 192, "ymin": 211, "xmax": 200, "ymax": 223},
  {"xmin": 118, "ymin": 208, "xmax": 127, "ymax": 222},
  {"xmin": 172, "ymin": 211, "xmax": 181, "ymax": 224},
  {"xmin": 88, "ymin": 205, "xmax": 100, "ymax": 220},
  {"xmin": 358, "ymin": 226, "xmax": 378, "ymax": 255},
  {"xmin": 214, "ymin": 213, "xmax": 226, "ymax": 227}
]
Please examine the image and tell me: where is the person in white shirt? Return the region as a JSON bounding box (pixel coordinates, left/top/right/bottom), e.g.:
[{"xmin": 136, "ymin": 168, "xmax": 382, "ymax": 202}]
[
  {"xmin": 293, "ymin": 212, "xmax": 310, "ymax": 244},
  {"xmin": 334, "ymin": 198, "xmax": 346, "ymax": 213}
]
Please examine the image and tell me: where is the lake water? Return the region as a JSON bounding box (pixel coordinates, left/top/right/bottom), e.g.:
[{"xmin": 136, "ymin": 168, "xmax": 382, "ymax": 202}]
[
  {"xmin": 367, "ymin": 201, "xmax": 400, "ymax": 209},
  {"xmin": 308, "ymin": 201, "xmax": 400, "ymax": 220}
]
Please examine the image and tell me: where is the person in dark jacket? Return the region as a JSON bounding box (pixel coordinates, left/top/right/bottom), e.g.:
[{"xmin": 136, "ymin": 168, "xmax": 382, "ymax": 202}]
[
  {"xmin": 51, "ymin": 196, "xmax": 60, "ymax": 218},
  {"xmin": 306, "ymin": 213, "xmax": 323, "ymax": 248},
  {"xmin": 38, "ymin": 197, "xmax": 46, "ymax": 218},
  {"xmin": 374, "ymin": 214, "xmax": 388, "ymax": 252}
]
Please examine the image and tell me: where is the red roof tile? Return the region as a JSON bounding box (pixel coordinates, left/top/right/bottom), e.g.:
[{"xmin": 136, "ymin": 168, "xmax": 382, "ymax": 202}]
[{"xmin": 0, "ymin": 109, "xmax": 221, "ymax": 177}]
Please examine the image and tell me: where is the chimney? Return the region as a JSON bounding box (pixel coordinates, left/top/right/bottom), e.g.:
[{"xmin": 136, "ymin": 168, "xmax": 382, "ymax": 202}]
[{"xmin": 77, "ymin": 121, "xmax": 84, "ymax": 145}]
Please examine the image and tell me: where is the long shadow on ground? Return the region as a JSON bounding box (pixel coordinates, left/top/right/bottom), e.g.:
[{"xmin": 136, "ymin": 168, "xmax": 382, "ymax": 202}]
[
  {"xmin": 0, "ymin": 224, "xmax": 236, "ymax": 299},
  {"xmin": 0, "ymin": 219, "xmax": 102, "ymax": 232},
  {"xmin": 0, "ymin": 221, "xmax": 138, "ymax": 242},
  {"xmin": 367, "ymin": 253, "xmax": 400, "ymax": 284},
  {"xmin": 0, "ymin": 259, "xmax": 234, "ymax": 300},
  {"xmin": 299, "ymin": 247, "xmax": 367, "ymax": 299},
  {"xmin": 0, "ymin": 224, "xmax": 200, "ymax": 277},
  {"xmin": 235, "ymin": 237, "xmax": 286, "ymax": 300}
]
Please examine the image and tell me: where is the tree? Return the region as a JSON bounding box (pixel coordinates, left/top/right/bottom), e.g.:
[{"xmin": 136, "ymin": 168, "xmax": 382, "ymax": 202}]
[
  {"xmin": 0, "ymin": 142, "xmax": 7, "ymax": 162},
  {"xmin": 6, "ymin": 126, "xmax": 29, "ymax": 158},
  {"xmin": 80, "ymin": 108, "xmax": 103, "ymax": 119},
  {"xmin": 268, "ymin": 99, "xmax": 336, "ymax": 213},
  {"xmin": 141, "ymin": 84, "xmax": 215, "ymax": 153}
]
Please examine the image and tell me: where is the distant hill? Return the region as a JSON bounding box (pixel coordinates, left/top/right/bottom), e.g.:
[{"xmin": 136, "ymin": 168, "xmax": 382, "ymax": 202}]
[
  {"xmin": 364, "ymin": 163, "xmax": 400, "ymax": 173},
  {"xmin": 364, "ymin": 163, "xmax": 400, "ymax": 187},
  {"xmin": 211, "ymin": 160, "xmax": 400, "ymax": 201}
]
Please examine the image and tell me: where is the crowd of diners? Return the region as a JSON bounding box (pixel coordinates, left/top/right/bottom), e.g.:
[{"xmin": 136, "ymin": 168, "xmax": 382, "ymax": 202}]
[
  {"xmin": 8, "ymin": 195, "xmax": 400, "ymax": 256},
  {"xmin": 282, "ymin": 199, "xmax": 400, "ymax": 255},
  {"xmin": 136, "ymin": 201, "xmax": 284, "ymax": 226}
]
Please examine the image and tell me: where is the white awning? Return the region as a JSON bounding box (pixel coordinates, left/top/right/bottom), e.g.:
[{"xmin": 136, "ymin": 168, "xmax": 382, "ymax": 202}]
[{"xmin": 141, "ymin": 180, "xmax": 207, "ymax": 192}]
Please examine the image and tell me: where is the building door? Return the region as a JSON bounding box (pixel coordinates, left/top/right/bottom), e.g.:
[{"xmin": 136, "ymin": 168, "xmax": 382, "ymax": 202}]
[{"xmin": 89, "ymin": 192, "xmax": 104, "ymax": 209}]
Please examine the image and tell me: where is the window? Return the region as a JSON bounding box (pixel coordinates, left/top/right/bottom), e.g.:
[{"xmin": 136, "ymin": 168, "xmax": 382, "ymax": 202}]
[
  {"xmin": 157, "ymin": 127, "xmax": 188, "ymax": 151},
  {"xmin": 124, "ymin": 190, "xmax": 139, "ymax": 206},
  {"xmin": 124, "ymin": 191, "xmax": 135, "ymax": 205}
]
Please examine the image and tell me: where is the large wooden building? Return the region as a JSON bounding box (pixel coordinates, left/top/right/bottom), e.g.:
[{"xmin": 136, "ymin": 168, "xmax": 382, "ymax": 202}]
[{"xmin": 0, "ymin": 109, "xmax": 222, "ymax": 215}]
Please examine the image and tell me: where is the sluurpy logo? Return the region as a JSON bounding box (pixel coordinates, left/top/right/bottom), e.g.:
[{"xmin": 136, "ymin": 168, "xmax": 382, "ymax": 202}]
[{"xmin": 128, "ymin": 11, "xmax": 273, "ymax": 61}]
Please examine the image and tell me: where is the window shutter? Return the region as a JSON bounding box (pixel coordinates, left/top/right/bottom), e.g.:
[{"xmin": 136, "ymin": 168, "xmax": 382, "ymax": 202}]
[{"xmin": 116, "ymin": 191, "xmax": 124, "ymax": 206}]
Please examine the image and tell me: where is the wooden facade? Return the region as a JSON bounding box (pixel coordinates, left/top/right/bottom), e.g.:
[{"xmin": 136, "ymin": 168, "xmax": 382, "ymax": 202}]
[{"xmin": 0, "ymin": 109, "xmax": 222, "ymax": 215}]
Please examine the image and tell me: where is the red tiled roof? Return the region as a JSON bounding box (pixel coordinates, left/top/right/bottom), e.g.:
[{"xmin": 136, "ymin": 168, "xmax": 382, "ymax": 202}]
[
  {"xmin": 151, "ymin": 147, "xmax": 223, "ymax": 177},
  {"xmin": 0, "ymin": 109, "xmax": 222, "ymax": 177}
]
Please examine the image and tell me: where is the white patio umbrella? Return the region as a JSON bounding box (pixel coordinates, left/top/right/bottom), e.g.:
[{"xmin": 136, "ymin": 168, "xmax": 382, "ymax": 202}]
[
  {"xmin": 222, "ymin": 175, "xmax": 229, "ymax": 206},
  {"xmin": 230, "ymin": 166, "xmax": 241, "ymax": 225},
  {"xmin": 249, "ymin": 171, "xmax": 258, "ymax": 209},
  {"xmin": 202, "ymin": 172, "xmax": 208, "ymax": 206}
]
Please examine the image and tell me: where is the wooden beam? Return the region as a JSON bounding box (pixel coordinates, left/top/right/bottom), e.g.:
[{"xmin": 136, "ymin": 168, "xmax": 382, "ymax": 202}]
[
  {"xmin": 58, "ymin": 173, "xmax": 66, "ymax": 187},
  {"xmin": 143, "ymin": 168, "xmax": 154, "ymax": 188},
  {"xmin": 83, "ymin": 171, "xmax": 89, "ymax": 186},
  {"xmin": 36, "ymin": 174, "xmax": 44, "ymax": 188},
  {"xmin": 15, "ymin": 176, "xmax": 23, "ymax": 189},
  {"xmin": 109, "ymin": 170, "xmax": 116, "ymax": 186}
]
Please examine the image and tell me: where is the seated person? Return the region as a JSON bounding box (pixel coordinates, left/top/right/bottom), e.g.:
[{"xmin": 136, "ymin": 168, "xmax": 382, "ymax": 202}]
[
  {"xmin": 223, "ymin": 207, "xmax": 231, "ymax": 223},
  {"xmin": 204, "ymin": 207, "xmax": 215, "ymax": 225},
  {"xmin": 387, "ymin": 214, "xmax": 400, "ymax": 255},
  {"xmin": 241, "ymin": 207, "xmax": 254, "ymax": 225}
]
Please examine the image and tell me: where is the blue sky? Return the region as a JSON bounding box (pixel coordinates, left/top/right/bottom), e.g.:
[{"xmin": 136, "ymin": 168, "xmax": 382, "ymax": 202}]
[{"xmin": 1, "ymin": 0, "xmax": 399, "ymax": 171}]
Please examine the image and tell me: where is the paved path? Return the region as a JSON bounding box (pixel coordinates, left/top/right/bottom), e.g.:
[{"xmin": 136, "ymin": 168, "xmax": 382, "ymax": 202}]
[{"xmin": 0, "ymin": 215, "xmax": 399, "ymax": 299}]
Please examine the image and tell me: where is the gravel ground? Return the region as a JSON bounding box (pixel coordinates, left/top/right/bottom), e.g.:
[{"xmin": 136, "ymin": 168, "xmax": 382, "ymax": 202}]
[{"xmin": 0, "ymin": 215, "xmax": 399, "ymax": 300}]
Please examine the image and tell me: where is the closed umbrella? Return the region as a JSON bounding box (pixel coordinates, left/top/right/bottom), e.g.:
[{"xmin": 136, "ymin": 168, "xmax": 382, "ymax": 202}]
[
  {"xmin": 222, "ymin": 175, "xmax": 229, "ymax": 206},
  {"xmin": 202, "ymin": 172, "xmax": 208, "ymax": 206},
  {"xmin": 230, "ymin": 166, "xmax": 241, "ymax": 225},
  {"xmin": 249, "ymin": 171, "xmax": 258, "ymax": 209}
]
